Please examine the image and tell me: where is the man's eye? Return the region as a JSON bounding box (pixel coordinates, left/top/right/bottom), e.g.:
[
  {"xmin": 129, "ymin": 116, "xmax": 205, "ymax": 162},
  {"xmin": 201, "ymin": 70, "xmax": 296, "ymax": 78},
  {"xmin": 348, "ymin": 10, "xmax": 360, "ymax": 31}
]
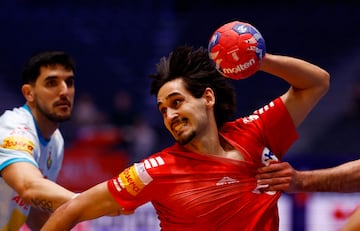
[
  {"xmin": 46, "ymin": 80, "xmax": 57, "ymax": 87},
  {"xmin": 66, "ymin": 78, "xmax": 75, "ymax": 87},
  {"xmin": 174, "ymin": 99, "xmax": 181, "ymax": 106},
  {"xmin": 160, "ymin": 108, "xmax": 167, "ymax": 115}
]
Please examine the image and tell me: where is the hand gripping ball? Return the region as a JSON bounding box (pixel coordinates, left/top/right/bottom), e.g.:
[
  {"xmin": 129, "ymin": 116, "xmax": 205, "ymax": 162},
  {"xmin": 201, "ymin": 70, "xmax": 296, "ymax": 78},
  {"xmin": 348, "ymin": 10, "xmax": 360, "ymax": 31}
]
[{"xmin": 208, "ymin": 21, "xmax": 266, "ymax": 80}]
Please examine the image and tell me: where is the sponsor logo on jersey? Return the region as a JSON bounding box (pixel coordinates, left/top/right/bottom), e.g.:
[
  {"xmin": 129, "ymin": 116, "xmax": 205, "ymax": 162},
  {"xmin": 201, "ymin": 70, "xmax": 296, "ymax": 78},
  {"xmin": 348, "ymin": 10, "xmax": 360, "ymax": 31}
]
[
  {"xmin": 11, "ymin": 195, "xmax": 30, "ymax": 211},
  {"xmin": 216, "ymin": 176, "xmax": 239, "ymax": 186},
  {"xmin": 261, "ymin": 147, "xmax": 279, "ymax": 166},
  {"xmin": 10, "ymin": 126, "xmax": 31, "ymax": 136},
  {"xmin": 2, "ymin": 136, "xmax": 34, "ymax": 155},
  {"xmin": 252, "ymin": 147, "xmax": 278, "ymax": 195},
  {"xmin": 118, "ymin": 163, "xmax": 153, "ymax": 196}
]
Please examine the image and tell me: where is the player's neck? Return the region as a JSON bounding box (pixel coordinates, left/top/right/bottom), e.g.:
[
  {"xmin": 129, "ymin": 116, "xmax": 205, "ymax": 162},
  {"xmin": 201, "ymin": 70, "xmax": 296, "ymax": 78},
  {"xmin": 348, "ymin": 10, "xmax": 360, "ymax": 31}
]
[
  {"xmin": 29, "ymin": 107, "xmax": 59, "ymax": 140},
  {"xmin": 184, "ymin": 129, "xmax": 223, "ymax": 156}
]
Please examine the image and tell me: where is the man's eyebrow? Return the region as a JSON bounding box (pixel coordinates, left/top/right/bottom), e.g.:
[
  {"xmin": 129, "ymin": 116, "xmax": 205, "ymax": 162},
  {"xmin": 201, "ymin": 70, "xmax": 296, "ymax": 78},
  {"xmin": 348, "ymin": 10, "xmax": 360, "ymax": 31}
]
[
  {"xmin": 44, "ymin": 75, "xmax": 58, "ymax": 80},
  {"xmin": 157, "ymin": 92, "xmax": 181, "ymax": 108},
  {"xmin": 44, "ymin": 75, "xmax": 75, "ymax": 80},
  {"xmin": 41, "ymin": 76, "xmax": 60, "ymax": 84}
]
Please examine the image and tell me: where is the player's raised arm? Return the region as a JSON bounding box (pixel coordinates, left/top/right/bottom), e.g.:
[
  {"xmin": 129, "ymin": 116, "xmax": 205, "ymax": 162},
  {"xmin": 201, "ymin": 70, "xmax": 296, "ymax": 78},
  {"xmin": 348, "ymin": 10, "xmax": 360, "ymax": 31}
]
[
  {"xmin": 208, "ymin": 21, "xmax": 330, "ymax": 128},
  {"xmin": 41, "ymin": 182, "xmax": 123, "ymax": 231},
  {"xmin": 260, "ymin": 54, "xmax": 330, "ymax": 127}
]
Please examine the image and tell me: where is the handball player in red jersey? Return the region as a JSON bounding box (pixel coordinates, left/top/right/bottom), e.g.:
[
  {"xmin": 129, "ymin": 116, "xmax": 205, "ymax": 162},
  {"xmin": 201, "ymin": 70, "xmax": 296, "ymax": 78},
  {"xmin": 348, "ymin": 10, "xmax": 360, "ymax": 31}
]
[{"xmin": 41, "ymin": 44, "xmax": 329, "ymax": 231}]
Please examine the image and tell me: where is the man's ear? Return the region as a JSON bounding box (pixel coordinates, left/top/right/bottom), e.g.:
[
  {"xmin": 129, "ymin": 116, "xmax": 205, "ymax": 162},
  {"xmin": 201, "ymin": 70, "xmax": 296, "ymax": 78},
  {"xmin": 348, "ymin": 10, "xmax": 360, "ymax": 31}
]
[
  {"xmin": 203, "ymin": 87, "xmax": 215, "ymax": 107},
  {"xmin": 22, "ymin": 84, "xmax": 34, "ymax": 102}
]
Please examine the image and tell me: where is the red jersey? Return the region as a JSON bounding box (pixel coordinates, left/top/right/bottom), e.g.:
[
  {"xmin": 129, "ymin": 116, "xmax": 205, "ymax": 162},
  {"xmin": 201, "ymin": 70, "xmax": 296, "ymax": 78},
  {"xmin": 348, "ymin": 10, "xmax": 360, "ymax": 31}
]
[{"xmin": 108, "ymin": 97, "xmax": 298, "ymax": 231}]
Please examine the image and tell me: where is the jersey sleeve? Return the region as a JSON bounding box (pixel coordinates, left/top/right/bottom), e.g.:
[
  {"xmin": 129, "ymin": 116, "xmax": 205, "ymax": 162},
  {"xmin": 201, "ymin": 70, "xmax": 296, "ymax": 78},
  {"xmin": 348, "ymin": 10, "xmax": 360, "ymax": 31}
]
[
  {"xmin": 107, "ymin": 162, "xmax": 154, "ymax": 212},
  {"xmin": 0, "ymin": 109, "xmax": 38, "ymax": 172},
  {"xmin": 235, "ymin": 97, "xmax": 298, "ymax": 159},
  {"xmin": 254, "ymin": 97, "xmax": 298, "ymax": 158}
]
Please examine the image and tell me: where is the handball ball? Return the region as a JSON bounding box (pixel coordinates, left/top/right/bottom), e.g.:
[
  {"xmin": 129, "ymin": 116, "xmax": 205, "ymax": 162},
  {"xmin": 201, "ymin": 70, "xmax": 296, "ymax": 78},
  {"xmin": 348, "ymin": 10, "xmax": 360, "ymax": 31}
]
[{"xmin": 208, "ymin": 21, "xmax": 266, "ymax": 80}]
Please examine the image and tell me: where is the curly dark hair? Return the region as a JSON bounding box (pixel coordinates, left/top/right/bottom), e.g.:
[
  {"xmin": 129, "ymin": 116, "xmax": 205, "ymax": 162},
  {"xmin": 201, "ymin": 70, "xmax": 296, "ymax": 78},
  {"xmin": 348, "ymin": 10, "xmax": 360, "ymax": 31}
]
[
  {"xmin": 22, "ymin": 51, "xmax": 75, "ymax": 85},
  {"xmin": 149, "ymin": 46, "xmax": 236, "ymax": 128}
]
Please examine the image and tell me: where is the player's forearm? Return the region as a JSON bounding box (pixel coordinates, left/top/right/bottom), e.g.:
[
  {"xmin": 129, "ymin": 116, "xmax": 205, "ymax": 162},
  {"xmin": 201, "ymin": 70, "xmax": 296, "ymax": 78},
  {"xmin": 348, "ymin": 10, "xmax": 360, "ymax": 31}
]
[
  {"xmin": 42, "ymin": 182, "xmax": 117, "ymax": 230},
  {"xmin": 296, "ymin": 160, "xmax": 360, "ymax": 192},
  {"xmin": 26, "ymin": 208, "xmax": 50, "ymax": 230},
  {"xmin": 23, "ymin": 178, "xmax": 75, "ymax": 212},
  {"xmin": 40, "ymin": 202, "xmax": 78, "ymax": 231},
  {"xmin": 260, "ymin": 54, "xmax": 330, "ymax": 92}
]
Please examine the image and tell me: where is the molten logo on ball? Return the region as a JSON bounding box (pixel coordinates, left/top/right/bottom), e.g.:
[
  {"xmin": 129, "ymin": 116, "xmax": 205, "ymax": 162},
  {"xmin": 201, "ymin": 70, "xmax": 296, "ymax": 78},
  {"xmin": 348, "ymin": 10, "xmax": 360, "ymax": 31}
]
[{"xmin": 208, "ymin": 21, "xmax": 266, "ymax": 80}]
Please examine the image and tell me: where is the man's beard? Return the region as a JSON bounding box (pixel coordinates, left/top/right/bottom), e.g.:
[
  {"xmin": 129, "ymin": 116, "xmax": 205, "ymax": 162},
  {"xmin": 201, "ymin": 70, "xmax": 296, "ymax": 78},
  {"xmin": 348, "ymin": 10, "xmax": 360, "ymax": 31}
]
[
  {"xmin": 37, "ymin": 103, "xmax": 72, "ymax": 123},
  {"xmin": 176, "ymin": 130, "xmax": 196, "ymax": 145}
]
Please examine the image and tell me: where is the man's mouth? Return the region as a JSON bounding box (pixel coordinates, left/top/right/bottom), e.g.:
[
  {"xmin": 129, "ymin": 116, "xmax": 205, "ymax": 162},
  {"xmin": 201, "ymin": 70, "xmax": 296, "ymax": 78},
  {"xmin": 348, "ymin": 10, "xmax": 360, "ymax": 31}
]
[
  {"xmin": 54, "ymin": 101, "xmax": 71, "ymax": 107},
  {"xmin": 171, "ymin": 118, "xmax": 188, "ymax": 133}
]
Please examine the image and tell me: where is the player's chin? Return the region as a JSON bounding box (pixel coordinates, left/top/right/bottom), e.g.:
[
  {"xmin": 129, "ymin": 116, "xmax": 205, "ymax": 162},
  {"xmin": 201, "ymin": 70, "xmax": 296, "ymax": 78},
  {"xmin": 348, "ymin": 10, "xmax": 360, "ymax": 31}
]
[
  {"xmin": 55, "ymin": 112, "xmax": 72, "ymax": 122},
  {"xmin": 175, "ymin": 132, "xmax": 195, "ymax": 146}
]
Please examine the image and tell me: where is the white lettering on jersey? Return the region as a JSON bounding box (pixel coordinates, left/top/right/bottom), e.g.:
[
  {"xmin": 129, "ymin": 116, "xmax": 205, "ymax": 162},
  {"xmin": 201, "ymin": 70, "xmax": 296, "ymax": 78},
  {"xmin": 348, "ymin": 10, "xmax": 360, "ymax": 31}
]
[
  {"xmin": 254, "ymin": 101, "xmax": 275, "ymax": 115},
  {"xmin": 216, "ymin": 176, "xmax": 239, "ymax": 186},
  {"xmin": 242, "ymin": 114, "xmax": 259, "ymax": 124}
]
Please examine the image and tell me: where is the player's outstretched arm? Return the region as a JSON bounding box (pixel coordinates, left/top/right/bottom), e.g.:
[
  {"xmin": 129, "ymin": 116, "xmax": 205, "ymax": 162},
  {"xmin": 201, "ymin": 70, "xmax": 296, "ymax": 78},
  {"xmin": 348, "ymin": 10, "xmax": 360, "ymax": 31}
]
[
  {"xmin": 256, "ymin": 160, "xmax": 360, "ymax": 193},
  {"xmin": 26, "ymin": 208, "xmax": 52, "ymax": 230},
  {"xmin": 256, "ymin": 162, "xmax": 298, "ymax": 192},
  {"xmin": 41, "ymin": 181, "xmax": 123, "ymax": 231},
  {"xmin": 1, "ymin": 162, "xmax": 76, "ymax": 229},
  {"xmin": 2, "ymin": 162, "xmax": 75, "ymax": 212},
  {"xmin": 260, "ymin": 54, "xmax": 330, "ymax": 127}
]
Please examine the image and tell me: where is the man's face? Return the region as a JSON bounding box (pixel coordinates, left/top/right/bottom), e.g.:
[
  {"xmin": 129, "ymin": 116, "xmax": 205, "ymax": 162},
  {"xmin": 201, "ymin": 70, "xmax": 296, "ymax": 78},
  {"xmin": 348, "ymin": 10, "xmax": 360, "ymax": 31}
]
[
  {"xmin": 157, "ymin": 78, "xmax": 210, "ymax": 145},
  {"xmin": 30, "ymin": 65, "xmax": 75, "ymax": 123}
]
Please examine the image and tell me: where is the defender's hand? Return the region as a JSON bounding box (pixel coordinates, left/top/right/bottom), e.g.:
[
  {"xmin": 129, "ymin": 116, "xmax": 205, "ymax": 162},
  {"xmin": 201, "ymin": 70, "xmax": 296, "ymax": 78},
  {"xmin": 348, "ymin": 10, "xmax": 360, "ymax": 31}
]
[{"xmin": 256, "ymin": 162, "xmax": 298, "ymax": 193}]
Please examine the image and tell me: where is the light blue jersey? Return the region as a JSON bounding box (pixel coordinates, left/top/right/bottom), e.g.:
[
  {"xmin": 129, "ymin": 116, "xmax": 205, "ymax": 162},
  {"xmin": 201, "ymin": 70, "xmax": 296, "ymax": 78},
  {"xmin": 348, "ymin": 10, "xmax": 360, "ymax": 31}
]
[{"xmin": 0, "ymin": 105, "xmax": 64, "ymax": 230}]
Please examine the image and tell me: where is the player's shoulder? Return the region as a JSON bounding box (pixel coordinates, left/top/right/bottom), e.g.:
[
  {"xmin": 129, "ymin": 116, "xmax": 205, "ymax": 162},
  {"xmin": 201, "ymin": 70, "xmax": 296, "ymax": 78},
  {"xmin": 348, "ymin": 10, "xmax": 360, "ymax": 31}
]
[
  {"xmin": 252, "ymin": 98, "xmax": 282, "ymax": 116},
  {"xmin": 232, "ymin": 99, "xmax": 283, "ymax": 125},
  {"xmin": 0, "ymin": 107, "xmax": 38, "ymax": 148},
  {"xmin": 141, "ymin": 151, "xmax": 171, "ymax": 170},
  {"xmin": 0, "ymin": 106, "xmax": 32, "ymax": 126},
  {"xmin": 139, "ymin": 146, "xmax": 180, "ymax": 172}
]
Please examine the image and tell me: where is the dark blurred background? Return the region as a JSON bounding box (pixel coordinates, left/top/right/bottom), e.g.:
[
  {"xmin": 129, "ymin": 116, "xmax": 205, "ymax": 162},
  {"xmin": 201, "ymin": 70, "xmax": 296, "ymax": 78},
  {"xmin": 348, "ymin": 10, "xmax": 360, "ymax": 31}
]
[
  {"xmin": 1, "ymin": 0, "xmax": 360, "ymax": 165},
  {"xmin": 1, "ymin": 1, "xmax": 360, "ymax": 230}
]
